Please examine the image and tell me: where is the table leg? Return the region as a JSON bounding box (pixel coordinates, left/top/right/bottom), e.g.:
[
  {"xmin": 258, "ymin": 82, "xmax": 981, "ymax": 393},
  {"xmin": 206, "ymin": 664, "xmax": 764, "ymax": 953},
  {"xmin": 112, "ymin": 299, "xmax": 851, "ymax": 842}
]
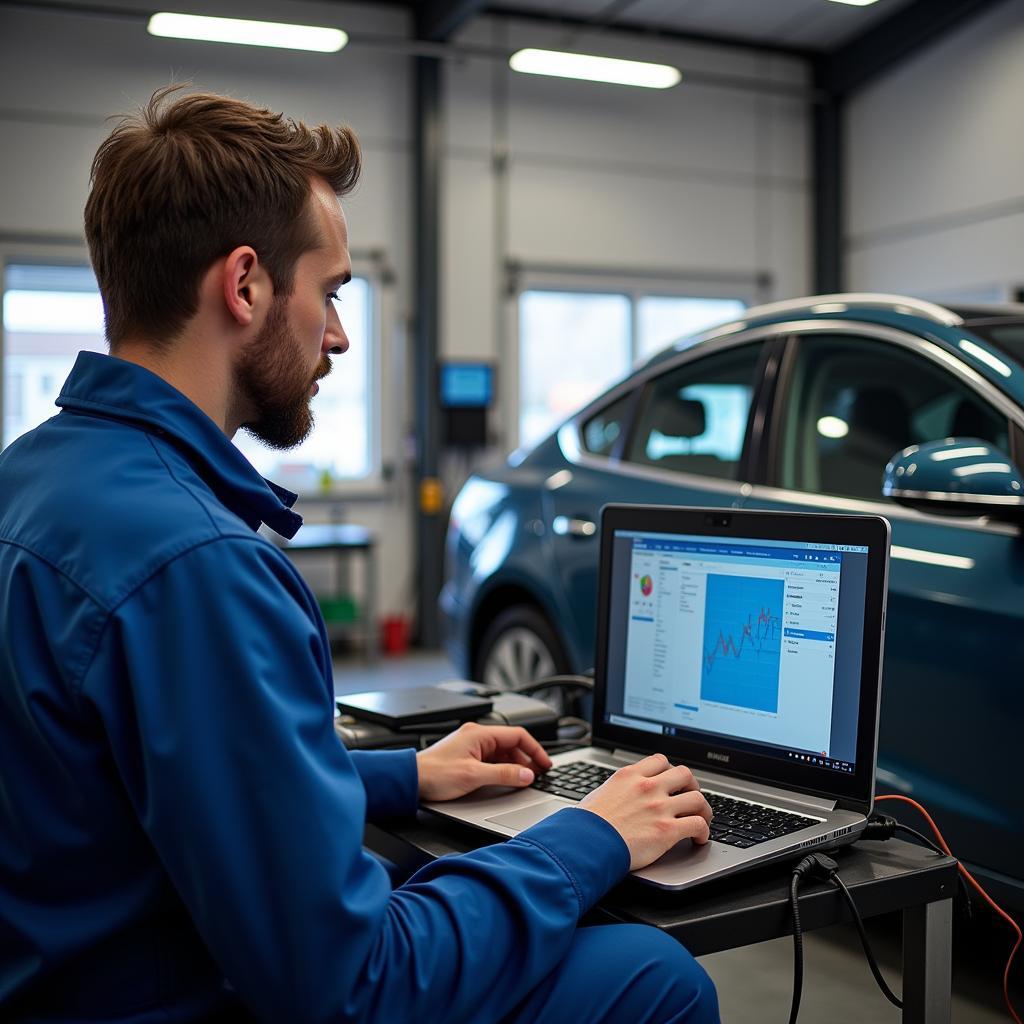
[
  {"xmin": 902, "ymin": 898, "xmax": 952, "ymax": 1024},
  {"xmin": 364, "ymin": 545, "xmax": 379, "ymax": 663}
]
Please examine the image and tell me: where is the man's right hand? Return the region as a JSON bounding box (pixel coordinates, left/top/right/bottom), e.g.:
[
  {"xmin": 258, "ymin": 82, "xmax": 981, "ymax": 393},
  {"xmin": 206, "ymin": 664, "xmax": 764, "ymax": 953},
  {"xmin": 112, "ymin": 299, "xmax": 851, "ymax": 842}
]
[{"xmin": 578, "ymin": 754, "xmax": 713, "ymax": 871}]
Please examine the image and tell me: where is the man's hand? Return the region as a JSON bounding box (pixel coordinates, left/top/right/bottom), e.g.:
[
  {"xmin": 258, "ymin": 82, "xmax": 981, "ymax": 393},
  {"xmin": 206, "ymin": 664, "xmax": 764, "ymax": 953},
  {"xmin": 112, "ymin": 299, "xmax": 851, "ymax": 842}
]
[
  {"xmin": 579, "ymin": 754, "xmax": 713, "ymax": 871},
  {"xmin": 416, "ymin": 722, "xmax": 553, "ymax": 803}
]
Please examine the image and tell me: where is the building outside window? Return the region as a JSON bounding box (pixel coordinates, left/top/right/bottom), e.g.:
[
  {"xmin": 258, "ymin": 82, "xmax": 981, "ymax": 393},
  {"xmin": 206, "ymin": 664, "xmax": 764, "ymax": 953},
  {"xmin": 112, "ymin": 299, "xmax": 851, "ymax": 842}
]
[
  {"xmin": 2, "ymin": 264, "xmax": 376, "ymax": 491},
  {"xmin": 233, "ymin": 276, "xmax": 375, "ymax": 491},
  {"xmin": 636, "ymin": 295, "xmax": 747, "ymax": 364},
  {"xmin": 2, "ymin": 265, "xmax": 106, "ymax": 446},
  {"xmin": 517, "ymin": 287, "xmax": 746, "ymax": 449},
  {"xmin": 518, "ymin": 290, "xmax": 632, "ymax": 451}
]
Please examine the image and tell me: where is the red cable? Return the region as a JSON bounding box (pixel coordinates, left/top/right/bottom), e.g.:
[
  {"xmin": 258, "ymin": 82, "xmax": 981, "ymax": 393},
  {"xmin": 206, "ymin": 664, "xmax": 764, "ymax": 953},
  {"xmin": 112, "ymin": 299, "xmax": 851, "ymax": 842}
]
[{"xmin": 876, "ymin": 793, "xmax": 1022, "ymax": 1024}]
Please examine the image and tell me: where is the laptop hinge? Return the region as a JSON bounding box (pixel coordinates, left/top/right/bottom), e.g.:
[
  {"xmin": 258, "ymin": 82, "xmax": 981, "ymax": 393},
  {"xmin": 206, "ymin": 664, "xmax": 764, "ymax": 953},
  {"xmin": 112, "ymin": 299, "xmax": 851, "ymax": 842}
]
[{"xmin": 839, "ymin": 796, "xmax": 872, "ymax": 816}]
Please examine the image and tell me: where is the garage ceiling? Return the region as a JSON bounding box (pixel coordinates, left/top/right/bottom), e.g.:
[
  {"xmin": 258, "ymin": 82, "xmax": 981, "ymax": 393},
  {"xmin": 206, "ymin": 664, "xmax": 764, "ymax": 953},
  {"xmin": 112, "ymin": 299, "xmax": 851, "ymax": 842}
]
[{"xmin": 482, "ymin": 0, "xmax": 918, "ymax": 51}]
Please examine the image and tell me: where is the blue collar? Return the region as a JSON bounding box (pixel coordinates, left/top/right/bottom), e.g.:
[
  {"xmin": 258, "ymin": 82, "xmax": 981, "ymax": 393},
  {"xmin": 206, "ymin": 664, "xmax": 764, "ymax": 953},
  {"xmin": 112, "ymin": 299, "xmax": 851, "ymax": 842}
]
[{"xmin": 56, "ymin": 351, "xmax": 303, "ymax": 539}]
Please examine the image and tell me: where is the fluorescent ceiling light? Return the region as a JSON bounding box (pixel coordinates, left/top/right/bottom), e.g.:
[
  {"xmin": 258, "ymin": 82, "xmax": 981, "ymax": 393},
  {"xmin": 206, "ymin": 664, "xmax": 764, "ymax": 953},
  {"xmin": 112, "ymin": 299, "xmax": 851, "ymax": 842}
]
[
  {"xmin": 544, "ymin": 469, "xmax": 574, "ymax": 490},
  {"xmin": 509, "ymin": 48, "xmax": 681, "ymax": 89},
  {"xmin": 930, "ymin": 446, "xmax": 990, "ymax": 461},
  {"xmin": 816, "ymin": 416, "xmax": 849, "ymax": 439},
  {"xmin": 826, "ymin": 0, "xmax": 881, "ymax": 6},
  {"xmin": 892, "ymin": 545, "xmax": 975, "ymax": 570},
  {"xmin": 148, "ymin": 13, "xmax": 347, "ymax": 53},
  {"xmin": 958, "ymin": 337, "xmax": 1012, "ymax": 377},
  {"xmin": 952, "ymin": 462, "xmax": 1013, "ymax": 477}
]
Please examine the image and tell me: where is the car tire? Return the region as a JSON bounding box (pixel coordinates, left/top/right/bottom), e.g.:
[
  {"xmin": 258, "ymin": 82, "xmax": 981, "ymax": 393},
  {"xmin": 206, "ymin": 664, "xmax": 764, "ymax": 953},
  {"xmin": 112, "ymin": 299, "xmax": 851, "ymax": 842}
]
[{"xmin": 474, "ymin": 605, "xmax": 570, "ymax": 693}]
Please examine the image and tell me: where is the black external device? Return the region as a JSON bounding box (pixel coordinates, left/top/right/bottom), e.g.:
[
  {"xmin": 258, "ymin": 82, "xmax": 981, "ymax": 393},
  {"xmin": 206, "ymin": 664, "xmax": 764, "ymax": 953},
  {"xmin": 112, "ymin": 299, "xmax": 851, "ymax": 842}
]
[{"xmin": 336, "ymin": 686, "xmax": 494, "ymax": 729}]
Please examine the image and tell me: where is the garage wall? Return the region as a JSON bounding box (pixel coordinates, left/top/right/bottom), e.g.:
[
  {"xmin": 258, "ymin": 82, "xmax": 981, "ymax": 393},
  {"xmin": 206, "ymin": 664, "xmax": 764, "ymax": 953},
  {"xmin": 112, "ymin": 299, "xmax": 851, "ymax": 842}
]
[
  {"xmin": 0, "ymin": 0, "xmax": 813, "ymax": 628},
  {"xmin": 443, "ymin": 16, "xmax": 813, "ymax": 446},
  {"xmin": 0, "ymin": 0, "xmax": 418, "ymax": 626},
  {"xmin": 845, "ymin": 0, "xmax": 1024, "ymax": 302}
]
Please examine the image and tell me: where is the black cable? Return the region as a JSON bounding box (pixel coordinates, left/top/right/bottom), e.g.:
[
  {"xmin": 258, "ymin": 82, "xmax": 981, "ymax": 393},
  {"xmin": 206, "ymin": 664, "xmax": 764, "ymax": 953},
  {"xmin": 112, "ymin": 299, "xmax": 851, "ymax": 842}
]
[
  {"xmin": 894, "ymin": 822, "xmax": 944, "ymax": 857},
  {"xmin": 788, "ymin": 852, "xmax": 903, "ymax": 1020},
  {"xmin": 865, "ymin": 814, "xmax": 972, "ymax": 920},
  {"xmin": 464, "ymin": 675, "xmax": 594, "ymax": 718},
  {"xmin": 829, "ymin": 871, "xmax": 903, "ymax": 1009},
  {"xmin": 510, "ymin": 675, "xmax": 594, "ymax": 718},
  {"xmin": 516, "ymin": 673, "xmax": 594, "ymax": 688},
  {"xmin": 513, "ymin": 675, "xmax": 594, "ymax": 696},
  {"xmin": 788, "ymin": 870, "xmax": 806, "ymax": 1024},
  {"xmin": 555, "ymin": 715, "xmax": 590, "ymax": 735}
]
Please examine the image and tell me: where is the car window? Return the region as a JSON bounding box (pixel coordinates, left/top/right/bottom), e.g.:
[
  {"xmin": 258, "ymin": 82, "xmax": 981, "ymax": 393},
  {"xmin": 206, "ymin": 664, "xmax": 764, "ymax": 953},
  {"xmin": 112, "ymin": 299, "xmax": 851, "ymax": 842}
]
[
  {"xmin": 581, "ymin": 392, "xmax": 635, "ymax": 457},
  {"xmin": 625, "ymin": 343, "xmax": 764, "ymax": 480},
  {"xmin": 778, "ymin": 333, "xmax": 1010, "ymax": 501}
]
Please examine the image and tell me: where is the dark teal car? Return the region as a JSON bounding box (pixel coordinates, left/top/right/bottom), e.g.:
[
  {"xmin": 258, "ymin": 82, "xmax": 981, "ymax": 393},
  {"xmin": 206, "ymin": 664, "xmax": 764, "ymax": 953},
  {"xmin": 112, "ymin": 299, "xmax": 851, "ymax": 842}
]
[{"xmin": 441, "ymin": 293, "xmax": 1024, "ymax": 911}]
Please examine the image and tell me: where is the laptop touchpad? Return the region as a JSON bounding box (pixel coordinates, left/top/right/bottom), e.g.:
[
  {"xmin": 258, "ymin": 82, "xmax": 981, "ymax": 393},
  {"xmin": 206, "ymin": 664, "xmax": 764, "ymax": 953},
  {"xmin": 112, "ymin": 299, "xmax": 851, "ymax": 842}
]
[{"xmin": 486, "ymin": 799, "xmax": 564, "ymax": 831}]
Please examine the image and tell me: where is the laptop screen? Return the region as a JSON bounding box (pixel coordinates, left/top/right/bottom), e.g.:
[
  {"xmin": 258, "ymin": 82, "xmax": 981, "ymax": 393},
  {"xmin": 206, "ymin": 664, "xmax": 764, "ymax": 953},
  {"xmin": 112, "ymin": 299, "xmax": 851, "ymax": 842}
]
[{"xmin": 601, "ymin": 529, "xmax": 870, "ymax": 778}]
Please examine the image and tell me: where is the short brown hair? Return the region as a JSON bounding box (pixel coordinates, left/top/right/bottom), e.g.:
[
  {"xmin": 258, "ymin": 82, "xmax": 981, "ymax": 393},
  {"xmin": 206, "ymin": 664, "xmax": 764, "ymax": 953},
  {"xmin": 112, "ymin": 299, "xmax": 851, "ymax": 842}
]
[{"xmin": 84, "ymin": 85, "xmax": 360, "ymax": 348}]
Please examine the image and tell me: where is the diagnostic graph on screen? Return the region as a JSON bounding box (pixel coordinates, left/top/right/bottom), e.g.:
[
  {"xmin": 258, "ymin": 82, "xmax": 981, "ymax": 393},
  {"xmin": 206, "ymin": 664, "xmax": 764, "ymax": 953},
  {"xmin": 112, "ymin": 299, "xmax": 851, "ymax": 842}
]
[{"xmin": 700, "ymin": 574, "xmax": 783, "ymax": 713}]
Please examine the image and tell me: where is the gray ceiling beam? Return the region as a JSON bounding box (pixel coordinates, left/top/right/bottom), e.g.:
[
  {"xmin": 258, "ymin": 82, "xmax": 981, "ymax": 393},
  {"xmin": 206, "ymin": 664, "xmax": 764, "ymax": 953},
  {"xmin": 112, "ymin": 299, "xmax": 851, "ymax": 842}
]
[
  {"xmin": 416, "ymin": 0, "xmax": 489, "ymax": 41},
  {"xmin": 485, "ymin": 5, "xmax": 818, "ymax": 62},
  {"xmin": 812, "ymin": 0, "xmax": 1012, "ymax": 291},
  {"xmin": 410, "ymin": 0, "xmax": 485, "ymax": 643},
  {"xmin": 811, "ymin": 60, "xmax": 843, "ymax": 294},
  {"xmin": 823, "ymin": 0, "xmax": 1011, "ymax": 98}
]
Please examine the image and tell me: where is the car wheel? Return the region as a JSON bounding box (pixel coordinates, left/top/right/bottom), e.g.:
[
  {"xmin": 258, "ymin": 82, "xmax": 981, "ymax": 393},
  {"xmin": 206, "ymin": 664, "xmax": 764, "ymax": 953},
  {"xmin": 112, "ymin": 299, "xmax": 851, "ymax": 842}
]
[{"xmin": 475, "ymin": 605, "xmax": 569, "ymax": 693}]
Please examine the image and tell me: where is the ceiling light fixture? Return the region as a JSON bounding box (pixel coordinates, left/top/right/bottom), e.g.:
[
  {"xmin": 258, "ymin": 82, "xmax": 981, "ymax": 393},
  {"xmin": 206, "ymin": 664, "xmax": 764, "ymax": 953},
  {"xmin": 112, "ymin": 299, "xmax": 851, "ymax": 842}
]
[
  {"xmin": 892, "ymin": 545, "xmax": 975, "ymax": 570},
  {"xmin": 509, "ymin": 48, "xmax": 681, "ymax": 89},
  {"xmin": 816, "ymin": 416, "xmax": 849, "ymax": 439},
  {"xmin": 958, "ymin": 338, "xmax": 1012, "ymax": 377},
  {"xmin": 147, "ymin": 13, "xmax": 348, "ymax": 53},
  {"xmin": 825, "ymin": 0, "xmax": 881, "ymax": 6}
]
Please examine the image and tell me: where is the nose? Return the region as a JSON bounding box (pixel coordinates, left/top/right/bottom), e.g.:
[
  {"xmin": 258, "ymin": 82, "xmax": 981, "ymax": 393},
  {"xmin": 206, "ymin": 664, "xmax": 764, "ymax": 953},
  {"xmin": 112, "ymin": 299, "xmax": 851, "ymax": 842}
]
[{"xmin": 324, "ymin": 300, "xmax": 349, "ymax": 355}]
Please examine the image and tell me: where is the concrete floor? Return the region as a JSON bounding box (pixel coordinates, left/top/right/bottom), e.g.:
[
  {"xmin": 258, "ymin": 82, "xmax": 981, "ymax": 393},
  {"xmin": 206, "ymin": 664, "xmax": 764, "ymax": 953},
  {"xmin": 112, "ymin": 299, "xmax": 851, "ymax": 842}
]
[{"xmin": 334, "ymin": 650, "xmax": 1017, "ymax": 1023}]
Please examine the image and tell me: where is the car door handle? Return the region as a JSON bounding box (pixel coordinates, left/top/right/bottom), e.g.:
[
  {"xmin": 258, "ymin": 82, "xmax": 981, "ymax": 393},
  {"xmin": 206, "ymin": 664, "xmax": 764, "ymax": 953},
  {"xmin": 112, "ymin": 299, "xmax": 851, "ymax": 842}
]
[{"xmin": 552, "ymin": 515, "xmax": 597, "ymax": 538}]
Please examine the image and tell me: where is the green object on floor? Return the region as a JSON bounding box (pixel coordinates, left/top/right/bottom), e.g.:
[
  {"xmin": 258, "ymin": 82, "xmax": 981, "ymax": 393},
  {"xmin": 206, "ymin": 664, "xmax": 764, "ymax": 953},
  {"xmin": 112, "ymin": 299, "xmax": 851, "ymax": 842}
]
[{"xmin": 318, "ymin": 596, "xmax": 359, "ymax": 623}]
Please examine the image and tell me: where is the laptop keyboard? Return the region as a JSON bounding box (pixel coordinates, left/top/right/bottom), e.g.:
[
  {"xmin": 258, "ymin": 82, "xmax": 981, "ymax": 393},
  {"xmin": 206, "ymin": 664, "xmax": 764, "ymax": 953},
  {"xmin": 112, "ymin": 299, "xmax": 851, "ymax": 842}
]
[{"xmin": 531, "ymin": 761, "xmax": 821, "ymax": 847}]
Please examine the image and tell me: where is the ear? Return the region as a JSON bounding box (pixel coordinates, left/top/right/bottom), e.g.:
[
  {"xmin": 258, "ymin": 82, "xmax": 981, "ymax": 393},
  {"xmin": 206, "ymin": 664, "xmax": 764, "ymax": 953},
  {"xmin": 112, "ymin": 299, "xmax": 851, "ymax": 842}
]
[{"xmin": 221, "ymin": 246, "xmax": 271, "ymax": 327}]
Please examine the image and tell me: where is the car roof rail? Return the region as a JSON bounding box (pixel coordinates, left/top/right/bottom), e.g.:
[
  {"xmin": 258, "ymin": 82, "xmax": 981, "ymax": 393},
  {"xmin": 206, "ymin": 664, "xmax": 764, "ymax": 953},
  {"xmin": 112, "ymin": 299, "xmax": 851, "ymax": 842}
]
[{"xmin": 709, "ymin": 293, "xmax": 963, "ymax": 336}]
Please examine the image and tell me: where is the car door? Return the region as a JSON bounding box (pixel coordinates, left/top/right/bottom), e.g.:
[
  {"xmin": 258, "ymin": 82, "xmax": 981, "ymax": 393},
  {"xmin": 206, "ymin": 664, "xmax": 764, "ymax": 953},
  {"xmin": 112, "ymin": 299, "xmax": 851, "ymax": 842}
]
[
  {"xmin": 545, "ymin": 338, "xmax": 775, "ymax": 669},
  {"xmin": 742, "ymin": 322, "xmax": 1024, "ymax": 891}
]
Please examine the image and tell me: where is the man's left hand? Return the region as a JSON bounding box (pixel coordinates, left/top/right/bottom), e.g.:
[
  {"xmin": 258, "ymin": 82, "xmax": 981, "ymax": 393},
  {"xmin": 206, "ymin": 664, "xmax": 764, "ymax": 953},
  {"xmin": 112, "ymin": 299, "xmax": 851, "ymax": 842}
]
[{"xmin": 416, "ymin": 722, "xmax": 553, "ymax": 802}]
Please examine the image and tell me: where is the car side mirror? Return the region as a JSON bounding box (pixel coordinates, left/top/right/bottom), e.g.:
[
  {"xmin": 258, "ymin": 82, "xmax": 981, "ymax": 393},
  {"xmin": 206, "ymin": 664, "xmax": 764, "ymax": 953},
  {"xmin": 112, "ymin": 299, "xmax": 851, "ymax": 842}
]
[{"xmin": 882, "ymin": 437, "xmax": 1024, "ymax": 521}]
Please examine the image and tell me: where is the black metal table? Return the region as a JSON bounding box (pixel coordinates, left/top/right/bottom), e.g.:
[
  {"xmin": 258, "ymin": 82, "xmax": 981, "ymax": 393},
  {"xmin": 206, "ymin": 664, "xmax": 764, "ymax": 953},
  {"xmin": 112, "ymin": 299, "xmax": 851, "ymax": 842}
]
[
  {"xmin": 276, "ymin": 523, "xmax": 378, "ymax": 661},
  {"xmin": 365, "ymin": 812, "xmax": 958, "ymax": 1023}
]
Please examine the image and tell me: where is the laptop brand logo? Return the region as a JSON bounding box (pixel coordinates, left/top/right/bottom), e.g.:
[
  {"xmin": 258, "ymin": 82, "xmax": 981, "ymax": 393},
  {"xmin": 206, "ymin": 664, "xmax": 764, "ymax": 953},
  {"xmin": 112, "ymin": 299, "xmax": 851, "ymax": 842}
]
[{"xmin": 706, "ymin": 751, "xmax": 730, "ymax": 764}]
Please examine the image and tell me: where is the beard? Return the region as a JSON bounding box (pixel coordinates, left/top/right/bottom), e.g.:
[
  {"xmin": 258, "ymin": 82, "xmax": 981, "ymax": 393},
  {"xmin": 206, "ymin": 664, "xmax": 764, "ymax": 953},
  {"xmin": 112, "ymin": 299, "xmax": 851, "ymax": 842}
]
[{"xmin": 235, "ymin": 297, "xmax": 331, "ymax": 450}]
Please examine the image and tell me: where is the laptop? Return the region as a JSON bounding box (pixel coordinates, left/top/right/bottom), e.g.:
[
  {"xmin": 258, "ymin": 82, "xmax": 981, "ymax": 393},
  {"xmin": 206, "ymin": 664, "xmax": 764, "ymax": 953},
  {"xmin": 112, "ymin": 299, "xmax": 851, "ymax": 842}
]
[{"xmin": 425, "ymin": 503, "xmax": 890, "ymax": 890}]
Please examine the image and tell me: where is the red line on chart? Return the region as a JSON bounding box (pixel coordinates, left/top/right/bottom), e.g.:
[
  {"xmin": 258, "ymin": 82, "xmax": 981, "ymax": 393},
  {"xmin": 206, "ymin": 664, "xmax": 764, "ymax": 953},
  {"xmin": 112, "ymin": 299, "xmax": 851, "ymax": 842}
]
[{"xmin": 703, "ymin": 607, "xmax": 781, "ymax": 674}]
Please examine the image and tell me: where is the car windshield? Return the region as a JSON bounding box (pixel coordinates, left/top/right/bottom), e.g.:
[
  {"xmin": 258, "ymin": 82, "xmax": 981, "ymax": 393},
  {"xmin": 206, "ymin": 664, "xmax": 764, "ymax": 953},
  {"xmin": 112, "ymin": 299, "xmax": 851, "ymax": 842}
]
[{"xmin": 963, "ymin": 320, "xmax": 1024, "ymax": 368}]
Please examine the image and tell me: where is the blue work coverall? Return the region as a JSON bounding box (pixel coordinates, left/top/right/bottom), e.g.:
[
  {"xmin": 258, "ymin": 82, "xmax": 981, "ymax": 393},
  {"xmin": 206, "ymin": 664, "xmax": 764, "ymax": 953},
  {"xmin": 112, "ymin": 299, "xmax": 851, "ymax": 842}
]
[{"xmin": 0, "ymin": 351, "xmax": 718, "ymax": 1023}]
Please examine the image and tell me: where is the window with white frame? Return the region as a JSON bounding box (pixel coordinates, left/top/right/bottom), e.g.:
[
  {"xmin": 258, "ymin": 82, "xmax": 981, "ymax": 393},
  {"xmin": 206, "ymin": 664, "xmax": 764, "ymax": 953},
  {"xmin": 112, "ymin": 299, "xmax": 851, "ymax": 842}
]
[
  {"xmin": 2, "ymin": 264, "xmax": 377, "ymax": 490},
  {"xmin": 636, "ymin": 295, "xmax": 746, "ymax": 363},
  {"xmin": 517, "ymin": 288, "xmax": 746, "ymax": 449},
  {"xmin": 518, "ymin": 290, "xmax": 632, "ymax": 450},
  {"xmin": 233, "ymin": 276, "xmax": 375, "ymax": 490},
  {"xmin": 2, "ymin": 264, "xmax": 106, "ymax": 447}
]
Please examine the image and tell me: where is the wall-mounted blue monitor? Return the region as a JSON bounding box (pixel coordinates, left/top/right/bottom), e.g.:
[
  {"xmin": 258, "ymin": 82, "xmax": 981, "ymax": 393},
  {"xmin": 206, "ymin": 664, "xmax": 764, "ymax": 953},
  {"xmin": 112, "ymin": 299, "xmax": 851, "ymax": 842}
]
[{"xmin": 440, "ymin": 362, "xmax": 494, "ymax": 409}]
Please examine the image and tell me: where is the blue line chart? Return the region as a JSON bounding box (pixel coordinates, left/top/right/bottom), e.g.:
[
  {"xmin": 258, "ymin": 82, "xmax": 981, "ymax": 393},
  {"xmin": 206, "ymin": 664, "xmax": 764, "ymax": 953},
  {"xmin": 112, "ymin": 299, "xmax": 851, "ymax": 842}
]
[{"xmin": 700, "ymin": 574, "xmax": 783, "ymax": 713}]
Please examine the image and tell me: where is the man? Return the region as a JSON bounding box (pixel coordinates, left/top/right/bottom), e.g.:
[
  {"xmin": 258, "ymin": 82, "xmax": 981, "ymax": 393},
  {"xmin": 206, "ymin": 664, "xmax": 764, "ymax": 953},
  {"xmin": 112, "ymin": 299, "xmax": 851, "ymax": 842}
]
[{"xmin": 0, "ymin": 86, "xmax": 719, "ymax": 1023}]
